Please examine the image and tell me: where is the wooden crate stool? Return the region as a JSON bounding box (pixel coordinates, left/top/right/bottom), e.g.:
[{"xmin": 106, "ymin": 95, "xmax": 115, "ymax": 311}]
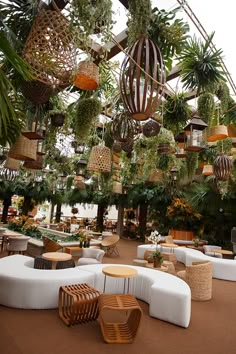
[
  {"xmin": 58, "ymin": 283, "xmax": 100, "ymax": 326},
  {"xmin": 98, "ymin": 294, "xmax": 142, "ymax": 344}
]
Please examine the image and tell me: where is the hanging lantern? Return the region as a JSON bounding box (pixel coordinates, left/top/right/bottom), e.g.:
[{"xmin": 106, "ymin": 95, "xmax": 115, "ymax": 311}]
[
  {"xmin": 112, "ymin": 181, "xmax": 123, "ymax": 194},
  {"xmin": 202, "ymin": 164, "xmax": 214, "ymax": 176},
  {"xmin": 142, "ymin": 119, "xmax": 160, "ymax": 137},
  {"xmin": 207, "ymin": 125, "xmax": 228, "ymax": 142},
  {"xmin": 175, "ymin": 132, "xmax": 187, "ymax": 158},
  {"xmin": 213, "ymin": 154, "xmax": 232, "ymax": 180},
  {"xmin": 87, "ymin": 145, "xmax": 111, "ymax": 173},
  {"xmin": 120, "ymin": 37, "xmax": 165, "ymax": 121},
  {"xmin": 73, "ymin": 61, "xmax": 99, "ymax": 91},
  {"xmin": 110, "ymin": 112, "xmax": 135, "ymax": 142},
  {"xmin": 184, "ymin": 114, "xmax": 208, "ymax": 152}
]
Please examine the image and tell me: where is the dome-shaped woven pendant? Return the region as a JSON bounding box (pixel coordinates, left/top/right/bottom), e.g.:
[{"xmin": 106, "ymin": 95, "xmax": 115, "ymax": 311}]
[
  {"xmin": 121, "ymin": 139, "xmax": 134, "ymax": 153},
  {"xmin": 213, "ymin": 154, "xmax": 232, "ymax": 180},
  {"xmin": 113, "ymin": 141, "xmax": 122, "ymax": 153},
  {"xmin": 142, "ymin": 119, "xmax": 160, "ymax": 137},
  {"xmin": 111, "ymin": 112, "xmax": 135, "ymax": 142},
  {"xmin": 87, "ymin": 145, "xmax": 111, "ymax": 173},
  {"xmin": 120, "ymin": 37, "xmax": 165, "ymax": 121}
]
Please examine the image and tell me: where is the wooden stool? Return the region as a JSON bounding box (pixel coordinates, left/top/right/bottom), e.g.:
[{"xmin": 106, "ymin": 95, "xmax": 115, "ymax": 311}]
[
  {"xmin": 132, "ymin": 259, "xmax": 148, "ymax": 267},
  {"xmin": 163, "ymin": 260, "xmax": 176, "ymax": 274},
  {"xmin": 58, "ymin": 283, "xmax": 100, "ymax": 326},
  {"xmin": 98, "ymin": 294, "xmax": 142, "ymax": 343}
]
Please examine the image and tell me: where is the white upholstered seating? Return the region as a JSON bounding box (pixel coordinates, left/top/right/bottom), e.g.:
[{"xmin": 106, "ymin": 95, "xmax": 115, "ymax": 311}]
[{"xmin": 77, "ymin": 248, "xmax": 105, "ymax": 265}]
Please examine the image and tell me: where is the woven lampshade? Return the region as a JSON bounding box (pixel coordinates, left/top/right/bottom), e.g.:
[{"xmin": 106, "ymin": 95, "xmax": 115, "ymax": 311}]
[
  {"xmin": 120, "ymin": 37, "xmax": 165, "ymax": 121},
  {"xmin": 23, "ymin": 153, "xmax": 43, "ymax": 170},
  {"xmin": 8, "ymin": 136, "xmax": 37, "ymax": 161},
  {"xmin": 213, "ymin": 154, "xmax": 232, "ymax": 180},
  {"xmin": 110, "ymin": 112, "xmax": 135, "ymax": 142},
  {"xmin": 87, "ymin": 145, "xmax": 111, "ymax": 173},
  {"xmin": 73, "ymin": 61, "xmax": 99, "ymax": 91},
  {"xmin": 121, "ymin": 139, "xmax": 134, "ymax": 153},
  {"xmin": 207, "ymin": 125, "xmax": 228, "ymax": 142},
  {"xmin": 4, "ymin": 157, "xmax": 20, "ymax": 170},
  {"xmin": 22, "ymin": 9, "xmax": 76, "ymax": 88},
  {"xmin": 112, "ymin": 181, "xmax": 123, "ymax": 194},
  {"xmin": 202, "ymin": 164, "xmax": 214, "ymax": 176},
  {"xmin": 21, "ymin": 80, "xmax": 55, "ymax": 104}
]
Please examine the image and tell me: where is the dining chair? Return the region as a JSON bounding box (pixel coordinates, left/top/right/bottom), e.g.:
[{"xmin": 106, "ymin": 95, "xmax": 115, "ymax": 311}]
[{"xmin": 7, "ymin": 236, "xmax": 30, "ymax": 255}]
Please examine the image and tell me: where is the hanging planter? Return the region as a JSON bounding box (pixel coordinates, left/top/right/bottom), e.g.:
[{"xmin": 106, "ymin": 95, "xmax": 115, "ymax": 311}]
[
  {"xmin": 112, "ymin": 181, "xmax": 123, "ymax": 194},
  {"xmin": 50, "ymin": 112, "xmax": 65, "ymax": 127},
  {"xmin": 73, "ymin": 61, "xmax": 99, "ymax": 91},
  {"xmin": 207, "ymin": 125, "xmax": 228, "ymax": 142},
  {"xmin": 113, "ymin": 141, "xmax": 122, "ymax": 153},
  {"xmin": 213, "ymin": 154, "xmax": 232, "ymax": 180},
  {"xmin": 202, "ymin": 164, "xmax": 214, "ymax": 176},
  {"xmin": 87, "ymin": 145, "xmax": 111, "ymax": 173},
  {"xmin": 121, "ymin": 139, "xmax": 134, "ymax": 153},
  {"xmin": 142, "ymin": 119, "xmax": 160, "ymax": 137},
  {"xmin": 22, "ymin": 121, "xmax": 45, "ymax": 140},
  {"xmin": 21, "ymin": 80, "xmax": 55, "ymax": 104},
  {"xmin": 23, "ymin": 153, "xmax": 43, "ymax": 170},
  {"xmin": 110, "ymin": 112, "xmax": 135, "ymax": 142},
  {"xmin": 120, "ymin": 36, "xmax": 165, "ymax": 121},
  {"xmin": 4, "ymin": 157, "xmax": 20, "ymax": 171},
  {"xmin": 8, "ymin": 135, "xmax": 37, "ymax": 161}
]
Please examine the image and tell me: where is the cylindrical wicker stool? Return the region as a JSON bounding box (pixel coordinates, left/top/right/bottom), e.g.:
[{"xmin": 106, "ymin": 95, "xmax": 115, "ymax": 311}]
[
  {"xmin": 163, "ymin": 260, "xmax": 176, "ymax": 274},
  {"xmin": 132, "ymin": 259, "xmax": 148, "ymax": 267}
]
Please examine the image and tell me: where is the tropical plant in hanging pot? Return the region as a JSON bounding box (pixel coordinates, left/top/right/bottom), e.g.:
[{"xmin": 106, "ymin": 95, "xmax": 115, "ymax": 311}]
[
  {"xmin": 178, "ymin": 33, "xmax": 225, "ymax": 94},
  {"xmin": 74, "ymin": 97, "xmax": 102, "ymax": 142},
  {"xmin": 49, "ymin": 109, "xmax": 66, "ymax": 127}
]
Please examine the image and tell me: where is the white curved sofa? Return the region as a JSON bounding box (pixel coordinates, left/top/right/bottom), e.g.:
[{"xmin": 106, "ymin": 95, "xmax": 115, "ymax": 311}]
[
  {"xmin": 137, "ymin": 245, "xmax": 236, "ymax": 282},
  {"xmin": 0, "ymin": 255, "xmax": 191, "ymax": 328}
]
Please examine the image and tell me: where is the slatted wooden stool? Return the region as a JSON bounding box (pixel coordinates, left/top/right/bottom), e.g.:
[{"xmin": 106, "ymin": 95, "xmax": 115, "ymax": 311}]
[
  {"xmin": 98, "ymin": 294, "xmax": 142, "ymax": 344},
  {"xmin": 58, "ymin": 283, "xmax": 100, "ymax": 326}
]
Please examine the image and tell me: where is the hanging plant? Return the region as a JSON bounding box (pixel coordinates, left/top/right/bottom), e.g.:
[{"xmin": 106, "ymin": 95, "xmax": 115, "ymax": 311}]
[
  {"xmin": 178, "ymin": 33, "xmax": 225, "ymax": 94},
  {"xmin": 75, "ymin": 97, "xmax": 102, "ymax": 142},
  {"xmin": 148, "ymin": 6, "xmax": 190, "ymax": 71},
  {"xmin": 126, "ymin": 0, "xmax": 152, "ymax": 46},
  {"xmin": 214, "ymin": 81, "xmax": 230, "ymax": 113},
  {"xmin": 163, "ymin": 93, "xmax": 192, "ymax": 134},
  {"xmin": 197, "ymin": 93, "xmax": 215, "ymax": 124},
  {"xmin": 186, "ymin": 152, "xmax": 198, "ymax": 179}
]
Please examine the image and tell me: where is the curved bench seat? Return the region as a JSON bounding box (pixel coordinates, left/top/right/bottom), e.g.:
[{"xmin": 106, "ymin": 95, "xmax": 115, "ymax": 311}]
[
  {"xmin": 0, "ymin": 255, "xmax": 191, "ymax": 328},
  {"xmin": 137, "ymin": 245, "xmax": 236, "ymax": 282},
  {"xmin": 80, "ymin": 264, "xmax": 191, "ymax": 328}
]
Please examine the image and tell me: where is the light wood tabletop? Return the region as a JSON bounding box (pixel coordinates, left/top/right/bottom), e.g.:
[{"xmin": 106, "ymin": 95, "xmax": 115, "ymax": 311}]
[
  {"xmin": 42, "ymin": 252, "xmax": 72, "ymax": 269},
  {"xmin": 212, "ymin": 249, "xmax": 233, "ymax": 255},
  {"xmin": 102, "ymin": 266, "xmax": 138, "ymax": 278}
]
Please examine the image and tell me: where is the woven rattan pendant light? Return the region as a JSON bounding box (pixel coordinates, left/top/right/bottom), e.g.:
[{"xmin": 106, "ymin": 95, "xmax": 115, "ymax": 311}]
[
  {"xmin": 87, "ymin": 145, "xmax": 111, "ymax": 173},
  {"xmin": 110, "ymin": 112, "xmax": 135, "ymax": 142},
  {"xmin": 207, "ymin": 125, "xmax": 228, "ymax": 142},
  {"xmin": 8, "ymin": 136, "xmax": 37, "ymax": 161},
  {"xmin": 213, "ymin": 154, "xmax": 232, "ymax": 180},
  {"xmin": 22, "ymin": 7, "xmax": 76, "ymax": 89},
  {"xmin": 74, "ymin": 61, "xmax": 99, "ymax": 91},
  {"xmin": 120, "ymin": 37, "xmax": 165, "ymax": 121}
]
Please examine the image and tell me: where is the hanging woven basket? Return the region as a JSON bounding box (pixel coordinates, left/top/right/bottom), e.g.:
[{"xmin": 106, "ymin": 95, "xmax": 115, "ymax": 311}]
[
  {"xmin": 112, "ymin": 181, "xmax": 123, "ymax": 194},
  {"xmin": 73, "ymin": 61, "xmax": 99, "ymax": 91},
  {"xmin": 142, "ymin": 119, "xmax": 160, "ymax": 137},
  {"xmin": 202, "ymin": 164, "xmax": 214, "ymax": 176},
  {"xmin": 110, "ymin": 112, "xmax": 135, "ymax": 142},
  {"xmin": 4, "ymin": 157, "xmax": 20, "ymax": 170},
  {"xmin": 213, "ymin": 154, "xmax": 232, "ymax": 180},
  {"xmin": 147, "ymin": 169, "xmax": 163, "ymax": 183},
  {"xmin": 8, "ymin": 136, "xmax": 37, "ymax": 161},
  {"xmin": 120, "ymin": 36, "xmax": 165, "ymax": 121},
  {"xmin": 21, "ymin": 80, "xmax": 55, "ymax": 104},
  {"xmin": 87, "ymin": 145, "xmax": 111, "ymax": 173},
  {"xmin": 113, "ymin": 141, "xmax": 122, "ymax": 153},
  {"xmin": 121, "ymin": 139, "xmax": 134, "ymax": 153},
  {"xmin": 23, "ymin": 153, "xmax": 43, "ymax": 170},
  {"xmin": 22, "ymin": 8, "xmax": 76, "ymax": 88},
  {"xmin": 207, "ymin": 125, "xmax": 228, "ymax": 142}
]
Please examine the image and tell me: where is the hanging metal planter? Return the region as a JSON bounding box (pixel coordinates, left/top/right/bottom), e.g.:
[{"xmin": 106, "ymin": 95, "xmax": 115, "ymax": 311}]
[
  {"xmin": 110, "ymin": 112, "xmax": 135, "ymax": 142},
  {"xmin": 120, "ymin": 37, "xmax": 165, "ymax": 121},
  {"xmin": 213, "ymin": 154, "xmax": 232, "ymax": 180}
]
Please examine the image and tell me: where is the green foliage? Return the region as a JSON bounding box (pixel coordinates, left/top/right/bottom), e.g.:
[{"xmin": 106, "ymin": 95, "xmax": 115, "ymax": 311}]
[
  {"xmin": 163, "ymin": 93, "xmax": 191, "ymax": 134},
  {"xmin": 75, "ymin": 98, "xmax": 102, "ymax": 142},
  {"xmin": 197, "ymin": 93, "xmax": 215, "ymax": 124},
  {"xmin": 23, "ymin": 225, "xmax": 42, "ymax": 239},
  {"xmin": 223, "ymin": 97, "xmax": 236, "ymax": 125},
  {"xmin": 149, "ymin": 7, "xmax": 189, "ymax": 71},
  {"xmin": 186, "ymin": 152, "xmax": 198, "ymax": 179},
  {"xmin": 178, "ymin": 33, "xmax": 225, "ymax": 93},
  {"xmin": 127, "ymin": 0, "xmax": 152, "ymax": 45},
  {"xmin": 214, "ymin": 81, "xmax": 230, "ymax": 113}
]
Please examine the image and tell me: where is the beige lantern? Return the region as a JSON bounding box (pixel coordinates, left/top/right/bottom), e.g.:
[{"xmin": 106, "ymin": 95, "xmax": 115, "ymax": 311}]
[{"xmin": 87, "ymin": 145, "xmax": 111, "ymax": 173}]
